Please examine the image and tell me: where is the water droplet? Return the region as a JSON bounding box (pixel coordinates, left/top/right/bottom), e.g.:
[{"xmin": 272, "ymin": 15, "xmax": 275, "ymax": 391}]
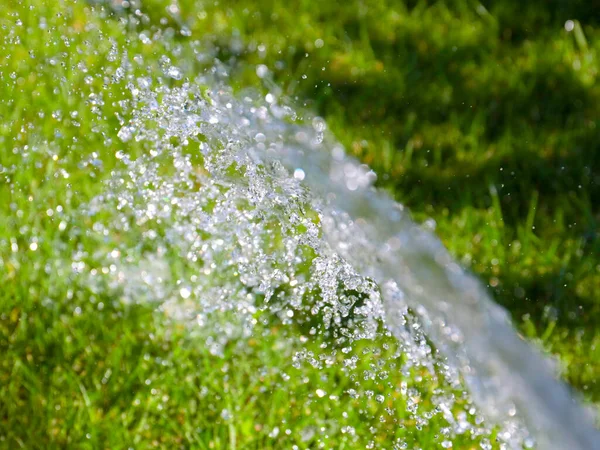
[
  {"xmin": 565, "ymin": 20, "xmax": 575, "ymax": 32},
  {"xmin": 167, "ymin": 66, "xmax": 182, "ymax": 80},
  {"xmin": 117, "ymin": 126, "xmax": 133, "ymax": 142},
  {"xmin": 220, "ymin": 409, "xmax": 232, "ymax": 421},
  {"xmin": 256, "ymin": 64, "xmax": 269, "ymax": 78}
]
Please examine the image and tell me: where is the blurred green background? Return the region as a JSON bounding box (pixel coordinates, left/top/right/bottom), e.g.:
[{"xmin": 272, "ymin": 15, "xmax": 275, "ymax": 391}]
[{"xmin": 1, "ymin": 0, "xmax": 599, "ymax": 448}]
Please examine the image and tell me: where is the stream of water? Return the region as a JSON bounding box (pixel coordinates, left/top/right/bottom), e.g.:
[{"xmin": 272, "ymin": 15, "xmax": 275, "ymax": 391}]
[
  {"xmin": 7, "ymin": 3, "xmax": 600, "ymax": 448},
  {"xmin": 81, "ymin": 60, "xmax": 600, "ymax": 448}
]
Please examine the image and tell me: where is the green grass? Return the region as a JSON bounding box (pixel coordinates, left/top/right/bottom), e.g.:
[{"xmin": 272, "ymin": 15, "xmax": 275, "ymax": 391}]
[{"xmin": 1, "ymin": 0, "xmax": 599, "ymax": 448}]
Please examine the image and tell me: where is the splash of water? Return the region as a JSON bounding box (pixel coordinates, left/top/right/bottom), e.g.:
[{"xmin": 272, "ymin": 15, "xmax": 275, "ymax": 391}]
[
  {"xmin": 77, "ymin": 46, "xmax": 600, "ymax": 447},
  {"xmin": 6, "ymin": 2, "xmax": 598, "ymax": 448}
]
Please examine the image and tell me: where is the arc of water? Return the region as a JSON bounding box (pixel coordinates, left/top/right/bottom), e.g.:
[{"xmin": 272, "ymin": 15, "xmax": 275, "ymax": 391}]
[{"xmin": 265, "ymin": 142, "xmax": 600, "ymax": 450}]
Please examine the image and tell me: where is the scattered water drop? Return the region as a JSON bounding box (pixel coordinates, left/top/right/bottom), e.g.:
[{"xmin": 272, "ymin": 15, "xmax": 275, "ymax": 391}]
[
  {"xmin": 167, "ymin": 66, "xmax": 182, "ymax": 80},
  {"xmin": 293, "ymin": 168, "xmax": 305, "ymax": 181},
  {"xmin": 565, "ymin": 20, "xmax": 575, "ymax": 32},
  {"xmin": 256, "ymin": 64, "xmax": 269, "ymax": 78},
  {"xmin": 117, "ymin": 126, "xmax": 133, "ymax": 142}
]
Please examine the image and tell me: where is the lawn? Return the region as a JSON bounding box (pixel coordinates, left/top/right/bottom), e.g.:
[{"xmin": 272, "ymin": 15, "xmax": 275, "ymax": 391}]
[{"xmin": 0, "ymin": 0, "xmax": 598, "ymax": 448}]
